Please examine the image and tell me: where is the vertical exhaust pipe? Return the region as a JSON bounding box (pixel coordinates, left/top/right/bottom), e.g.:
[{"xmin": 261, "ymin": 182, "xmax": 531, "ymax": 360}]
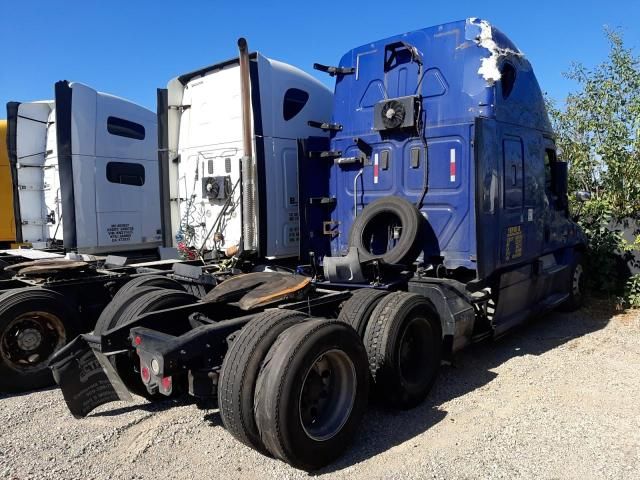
[{"xmin": 238, "ymin": 37, "xmax": 257, "ymax": 252}]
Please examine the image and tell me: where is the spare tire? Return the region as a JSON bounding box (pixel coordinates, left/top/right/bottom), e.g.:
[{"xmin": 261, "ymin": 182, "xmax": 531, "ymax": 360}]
[{"xmin": 348, "ymin": 196, "xmax": 423, "ymax": 265}]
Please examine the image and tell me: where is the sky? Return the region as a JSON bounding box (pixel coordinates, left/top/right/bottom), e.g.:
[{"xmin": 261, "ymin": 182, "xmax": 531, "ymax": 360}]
[{"xmin": 1, "ymin": 0, "xmax": 639, "ymax": 113}]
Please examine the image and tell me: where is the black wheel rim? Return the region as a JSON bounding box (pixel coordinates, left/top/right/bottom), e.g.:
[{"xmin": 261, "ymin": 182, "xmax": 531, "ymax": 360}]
[
  {"xmin": 299, "ymin": 349, "xmax": 357, "ymax": 441},
  {"xmin": 397, "ymin": 316, "xmax": 433, "ymax": 386},
  {"xmin": 0, "ymin": 311, "xmax": 66, "ymax": 373}
]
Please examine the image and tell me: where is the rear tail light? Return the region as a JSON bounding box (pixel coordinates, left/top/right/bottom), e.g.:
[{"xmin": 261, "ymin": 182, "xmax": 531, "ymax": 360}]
[
  {"xmin": 140, "ymin": 361, "xmax": 151, "ymax": 384},
  {"xmin": 160, "ymin": 376, "xmax": 173, "ymax": 395}
]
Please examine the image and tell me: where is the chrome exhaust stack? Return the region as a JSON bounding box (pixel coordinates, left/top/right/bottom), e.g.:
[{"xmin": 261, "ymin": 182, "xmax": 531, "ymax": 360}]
[{"xmin": 238, "ymin": 37, "xmax": 257, "ymax": 253}]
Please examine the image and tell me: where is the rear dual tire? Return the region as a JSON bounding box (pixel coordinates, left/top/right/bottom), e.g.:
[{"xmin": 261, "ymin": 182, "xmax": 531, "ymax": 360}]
[
  {"xmin": 338, "ymin": 288, "xmax": 388, "ymax": 337},
  {"xmin": 112, "ymin": 274, "xmax": 184, "ymax": 302},
  {"xmin": 0, "ymin": 288, "xmax": 79, "ymax": 392},
  {"xmin": 340, "ymin": 289, "xmax": 443, "ymax": 410},
  {"xmin": 363, "ymin": 292, "xmax": 442, "ymax": 409},
  {"xmin": 218, "ymin": 314, "xmax": 369, "ymax": 470},
  {"xmin": 254, "ymin": 319, "xmax": 369, "ymax": 471},
  {"xmin": 218, "ymin": 309, "xmax": 308, "ymax": 454}
]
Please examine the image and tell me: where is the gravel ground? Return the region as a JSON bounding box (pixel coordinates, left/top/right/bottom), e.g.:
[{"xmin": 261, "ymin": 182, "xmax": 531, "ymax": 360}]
[{"xmin": 1, "ymin": 303, "xmax": 639, "ymax": 480}]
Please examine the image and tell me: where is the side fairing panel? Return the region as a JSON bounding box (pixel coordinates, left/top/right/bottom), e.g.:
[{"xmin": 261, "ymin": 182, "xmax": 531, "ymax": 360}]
[
  {"xmin": 93, "ymin": 88, "xmax": 160, "ymax": 250},
  {"xmin": 65, "ymin": 83, "xmax": 97, "ymax": 249},
  {"xmin": 262, "ymin": 137, "xmax": 301, "ymax": 257},
  {"xmin": 44, "ymin": 110, "xmax": 63, "ymax": 243},
  {"xmin": 14, "ymin": 102, "xmax": 54, "ymax": 247},
  {"xmin": 475, "ymin": 117, "xmax": 558, "ymax": 280},
  {"xmin": 256, "ymin": 55, "xmax": 333, "ymax": 257},
  {"xmin": 59, "ymin": 82, "xmax": 161, "ymax": 253}
]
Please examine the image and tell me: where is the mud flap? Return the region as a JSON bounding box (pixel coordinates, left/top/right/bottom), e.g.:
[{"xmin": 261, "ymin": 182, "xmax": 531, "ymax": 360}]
[{"xmin": 50, "ymin": 335, "xmax": 132, "ymax": 418}]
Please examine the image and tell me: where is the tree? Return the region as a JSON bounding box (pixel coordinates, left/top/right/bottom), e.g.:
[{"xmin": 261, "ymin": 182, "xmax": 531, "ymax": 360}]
[
  {"xmin": 549, "ymin": 29, "xmax": 640, "ymax": 220},
  {"xmin": 548, "ymin": 29, "xmax": 640, "ymax": 298}
]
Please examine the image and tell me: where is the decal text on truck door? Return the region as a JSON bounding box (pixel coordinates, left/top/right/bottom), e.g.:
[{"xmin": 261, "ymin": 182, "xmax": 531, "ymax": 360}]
[
  {"xmin": 505, "ymin": 225, "xmax": 523, "ymax": 261},
  {"xmin": 107, "ymin": 223, "xmax": 134, "ymax": 242}
]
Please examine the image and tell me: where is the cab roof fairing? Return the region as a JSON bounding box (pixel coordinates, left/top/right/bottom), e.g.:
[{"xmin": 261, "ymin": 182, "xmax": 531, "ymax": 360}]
[
  {"xmin": 466, "ymin": 18, "xmax": 526, "ymax": 86},
  {"xmin": 467, "ymin": 18, "xmax": 553, "ymax": 133},
  {"xmin": 330, "ymin": 18, "xmax": 551, "ymax": 134}
]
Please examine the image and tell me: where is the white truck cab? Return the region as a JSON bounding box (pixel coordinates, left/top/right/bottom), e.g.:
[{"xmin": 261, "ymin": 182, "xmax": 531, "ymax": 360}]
[
  {"xmin": 159, "ymin": 51, "xmax": 333, "ymax": 259},
  {"xmin": 6, "ymin": 81, "xmax": 162, "ymax": 254}
]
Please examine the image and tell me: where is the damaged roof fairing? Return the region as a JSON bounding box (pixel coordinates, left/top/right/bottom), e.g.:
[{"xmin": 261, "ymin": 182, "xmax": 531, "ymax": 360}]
[
  {"xmin": 465, "ymin": 18, "xmax": 552, "ymax": 133},
  {"xmin": 466, "ymin": 18, "xmax": 528, "ymax": 86}
]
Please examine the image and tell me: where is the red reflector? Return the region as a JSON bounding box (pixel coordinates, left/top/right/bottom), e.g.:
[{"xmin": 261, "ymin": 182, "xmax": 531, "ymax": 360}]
[
  {"xmin": 134, "ymin": 336, "xmax": 142, "ymax": 346},
  {"xmin": 450, "ymin": 148, "xmax": 456, "ymax": 182},
  {"xmin": 373, "ymin": 153, "xmax": 379, "ymax": 184},
  {"xmin": 141, "ymin": 366, "xmax": 150, "ymax": 384},
  {"xmin": 160, "ymin": 376, "xmax": 172, "ymax": 392}
]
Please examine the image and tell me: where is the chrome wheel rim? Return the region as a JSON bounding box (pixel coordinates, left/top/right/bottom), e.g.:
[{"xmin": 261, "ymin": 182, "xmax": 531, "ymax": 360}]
[{"xmin": 299, "ymin": 349, "xmax": 357, "ymax": 441}]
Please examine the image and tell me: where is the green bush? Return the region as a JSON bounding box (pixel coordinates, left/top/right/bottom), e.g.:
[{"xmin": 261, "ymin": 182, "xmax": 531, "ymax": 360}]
[
  {"xmin": 549, "ymin": 29, "xmax": 640, "ymax": 304},
  {"xmin": 625, "ymin": 273, "xmax": 640, "ymax": 308}
]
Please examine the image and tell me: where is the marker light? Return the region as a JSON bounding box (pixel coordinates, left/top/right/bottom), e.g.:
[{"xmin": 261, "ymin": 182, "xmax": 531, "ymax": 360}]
[
  {"xmin": 141, "ymin": 366, "xmax": 151, "ymax": 384},
  {"xmin": 160, "ymin": 376, "xmax": 172, "ymax": 394}
]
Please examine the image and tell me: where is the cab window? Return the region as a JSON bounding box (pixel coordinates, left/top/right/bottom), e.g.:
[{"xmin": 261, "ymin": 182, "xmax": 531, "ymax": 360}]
[{"xmin": 544, "ymin": 149, "xmax": 556, "ymax": 193}]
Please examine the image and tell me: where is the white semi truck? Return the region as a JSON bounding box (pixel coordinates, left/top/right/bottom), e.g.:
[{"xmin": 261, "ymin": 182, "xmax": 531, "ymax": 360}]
[{"xmin": 5, "ymin": 81, "xmax": 162, "ymax": 254}]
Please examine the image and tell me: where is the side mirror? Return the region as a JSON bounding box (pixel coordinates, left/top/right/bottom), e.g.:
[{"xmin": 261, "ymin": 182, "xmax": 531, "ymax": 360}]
[{"xmin": 575, "ymin": 191, "xmax": 591, "ymax": 202}]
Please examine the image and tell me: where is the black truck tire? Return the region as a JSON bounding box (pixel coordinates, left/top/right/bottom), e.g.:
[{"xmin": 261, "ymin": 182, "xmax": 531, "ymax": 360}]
[
  {"xmin": 254, "ymin": 319, "xmax": 369, "ymax": 470},
  {"xmin": 559, "ymin": 252, "xmax": 585, "ymax": 312},
  {"xmin": 113, "ymin": 274, "xmax": 184, "ymax": 301},
  {"xmin": 337, "ymin": 288, "xmax": 389, "ymax": 337},
  {"xmin": 107, "ymin": 289, "xmax": 198, "ymax": 399},
  {"xmin": 348, "ymin": 196, "xmax": 423, "ymax": 265},
  {"xmin": 0, "ymin": 288, "xmax": 79, "ymax": 392},
  {"xmin": 93, "ymin": 286, "xmax": 163, "ymax": 335},
  {"xmin": 363, "ymin": 292, "xmax": 441, "ymax": 409},
  {"xmin": 218, "ymin": 309, "xmax": 308, "ymax": 453}
]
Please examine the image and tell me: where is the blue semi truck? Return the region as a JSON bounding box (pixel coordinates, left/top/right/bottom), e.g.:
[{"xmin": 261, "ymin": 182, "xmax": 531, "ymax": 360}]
[{"xmin": 51, "ymin": 19, "xmax": 586, "ymax": 470}]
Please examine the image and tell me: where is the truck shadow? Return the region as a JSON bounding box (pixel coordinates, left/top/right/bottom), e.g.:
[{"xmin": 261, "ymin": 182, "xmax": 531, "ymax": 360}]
[
  {"xmin": 90, "ymin": 395, "xmax": 205, "ymax": 417},
  {"xmin": 313, "ymin": 301, "xmax": 621, "ymax": 475}
]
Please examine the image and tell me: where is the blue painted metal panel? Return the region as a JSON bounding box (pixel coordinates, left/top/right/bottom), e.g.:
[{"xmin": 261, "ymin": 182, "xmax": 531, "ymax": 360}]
[{"xmin": 324, "ymin": 18, "xmax": 567, "ymax": 279}]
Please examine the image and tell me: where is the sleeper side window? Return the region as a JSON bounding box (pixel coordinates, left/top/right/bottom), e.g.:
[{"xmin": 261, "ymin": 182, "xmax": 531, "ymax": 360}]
[
  {"xmin": 107, "ymin": 116, "xmax": 146, "ymax": 140},
  {"xmin": 107, "ymin": 162, "xmax": 145, "ymax": 186},
  {"xmin": 501, "ymin": 63, "xmax": 517, "ymax": 99},
  {"xmin": 283, "ymin": 88, "xmax": 309, "ymax": 121}
]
